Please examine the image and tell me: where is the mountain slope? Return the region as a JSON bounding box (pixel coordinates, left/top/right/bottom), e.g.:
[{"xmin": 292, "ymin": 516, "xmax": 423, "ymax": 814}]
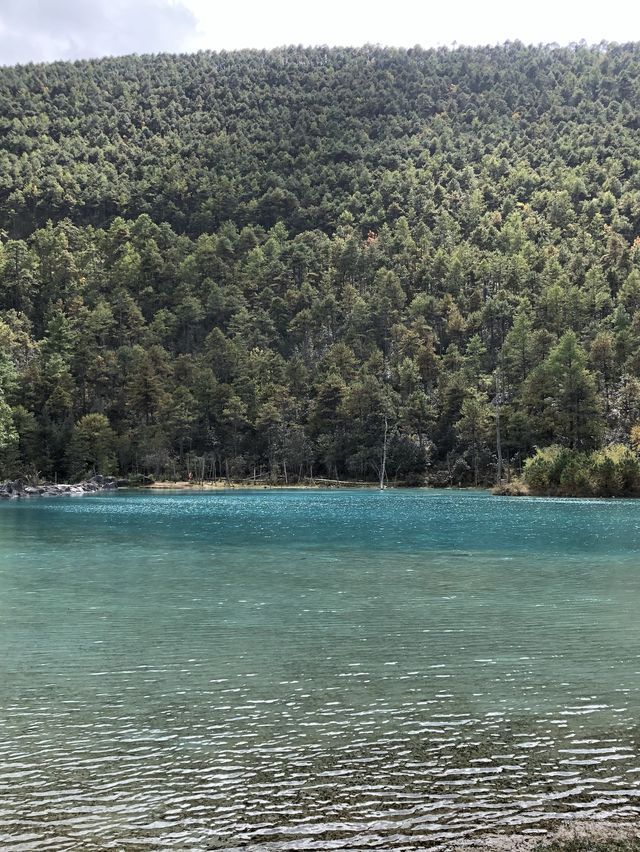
[{"xmin": 1, "ymin": 44, "xmax": 640, "ymax": 485}]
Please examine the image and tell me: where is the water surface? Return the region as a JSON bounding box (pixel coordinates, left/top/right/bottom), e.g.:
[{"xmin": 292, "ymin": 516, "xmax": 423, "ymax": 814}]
[{"xmin": 1, "ymin": 489, "xmax": 639, "ymax": 849}]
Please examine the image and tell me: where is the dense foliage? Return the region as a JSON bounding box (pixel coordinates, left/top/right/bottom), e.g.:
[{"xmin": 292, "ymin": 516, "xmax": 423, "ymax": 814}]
[
  {"xmin": 523, "ymin": 444, "xmax": 640, "ymax": 496},
  {"xmin": 1, "ymin": 43, "xmax": 640, "ymax": 484}
]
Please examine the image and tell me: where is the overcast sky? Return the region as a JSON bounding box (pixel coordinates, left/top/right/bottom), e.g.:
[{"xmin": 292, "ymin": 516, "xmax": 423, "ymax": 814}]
[{"xmin": 1, "ymin": 0, "xmax": 638, "ymax": 66}]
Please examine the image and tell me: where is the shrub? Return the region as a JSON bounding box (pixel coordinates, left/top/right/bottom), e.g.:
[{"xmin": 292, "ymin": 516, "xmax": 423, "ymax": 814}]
[
  {"xmin": 591, "ymin": 444, "xmax": 640, "ymax": 495},
  {"xmin": 524, "ymin": 443, "xmax": 640, "ymax": 497}
]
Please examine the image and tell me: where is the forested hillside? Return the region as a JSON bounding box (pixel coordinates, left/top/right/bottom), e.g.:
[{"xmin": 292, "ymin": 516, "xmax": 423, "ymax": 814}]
[{"xmin": 1, "ymin": 43, "xmax": 640, "ymax": 485}]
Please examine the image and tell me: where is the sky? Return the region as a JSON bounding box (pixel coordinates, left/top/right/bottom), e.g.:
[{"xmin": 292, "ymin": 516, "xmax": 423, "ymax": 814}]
[{"xmin": 0, "ymin": 0, "xmax": 638, "ymax": 66}]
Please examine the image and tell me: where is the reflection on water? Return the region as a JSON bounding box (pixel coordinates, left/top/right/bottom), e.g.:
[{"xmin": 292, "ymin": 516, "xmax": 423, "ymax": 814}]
[{"xmin": 0, "ymin": 489, "xmax": 639, "ymax": 849}]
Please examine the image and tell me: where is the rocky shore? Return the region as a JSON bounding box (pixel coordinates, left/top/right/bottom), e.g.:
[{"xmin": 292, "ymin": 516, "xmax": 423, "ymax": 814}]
[{"xmin": 0, "ymin": 474, "xmax": 118, "ymax": 499}]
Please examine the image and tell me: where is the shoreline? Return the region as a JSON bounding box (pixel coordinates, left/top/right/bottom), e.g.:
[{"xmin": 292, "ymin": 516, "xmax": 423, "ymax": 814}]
[
  {"xmin": 3, "ymin": 476, "xmax": 635, "ymax": 499},
  {"xmin": 138, "ymin": 479, "xmax": 492, "ymax": 491},
  {"xmin": 142, "ymin": 479, "xmax": 389, "ymax": 490}
]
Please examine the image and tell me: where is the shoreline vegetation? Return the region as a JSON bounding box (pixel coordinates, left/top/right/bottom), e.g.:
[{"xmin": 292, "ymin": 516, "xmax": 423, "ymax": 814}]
[
  {"xmin": 141, "ymin": 441, "xmax": 640, "ymax": 496},
  {"xmin": 5, "ymin": 439, "xmax": 640, "ymax": 499},
  {"xmin": 494, "ymin": 443, "xmax": 640, "ymax": 498}
]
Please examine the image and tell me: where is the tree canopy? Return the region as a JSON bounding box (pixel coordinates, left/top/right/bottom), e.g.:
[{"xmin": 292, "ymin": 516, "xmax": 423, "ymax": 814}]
[{"xmin": 1, "ymin": 43, "xmax": 640, "ymax": 484}]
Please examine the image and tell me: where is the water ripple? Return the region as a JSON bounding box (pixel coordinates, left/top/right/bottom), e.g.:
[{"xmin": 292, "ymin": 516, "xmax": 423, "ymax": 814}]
[{"xmin": 1, "ymin": 490, "xmax": 640, "ymax": 849}]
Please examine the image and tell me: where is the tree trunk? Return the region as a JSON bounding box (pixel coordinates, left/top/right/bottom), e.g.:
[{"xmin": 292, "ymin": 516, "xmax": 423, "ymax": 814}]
[
  {"xmin": 495, "ymin": 368, "xmax": 503, "ymax": 484},
  {"xmin": 380, "ymin": 415, "xmax": 388, "ymax": 490}
]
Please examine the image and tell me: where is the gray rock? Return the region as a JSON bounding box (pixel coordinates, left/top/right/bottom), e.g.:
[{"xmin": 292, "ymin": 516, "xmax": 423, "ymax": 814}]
[{"xmin": 0, "ymin": 475, "xmax": 119, "ymax": 499}]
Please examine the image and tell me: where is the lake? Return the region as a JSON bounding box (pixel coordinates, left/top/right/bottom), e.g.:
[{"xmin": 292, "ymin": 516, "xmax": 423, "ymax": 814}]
[{"xmin": 1, "ymin": 488, "xmax": 639, "ymax": 849}]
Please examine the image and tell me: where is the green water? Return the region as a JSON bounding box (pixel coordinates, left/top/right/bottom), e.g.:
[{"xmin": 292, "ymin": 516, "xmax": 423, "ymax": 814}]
[{"xmin": 0, "ymin": 489, "xmax": 639, "ymax": 850}]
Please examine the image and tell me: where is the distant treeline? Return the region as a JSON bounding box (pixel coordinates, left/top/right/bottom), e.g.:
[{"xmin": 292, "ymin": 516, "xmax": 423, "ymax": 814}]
[{"xmin": 1, "ymin": 44, "xmax": 640, "ymax": 486}]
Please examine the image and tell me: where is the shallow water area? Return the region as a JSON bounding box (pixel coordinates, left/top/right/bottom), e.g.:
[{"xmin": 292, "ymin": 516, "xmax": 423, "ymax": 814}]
[{"xmin": 0, "ymin": 488, "xmax": 639, "ymax": 850}]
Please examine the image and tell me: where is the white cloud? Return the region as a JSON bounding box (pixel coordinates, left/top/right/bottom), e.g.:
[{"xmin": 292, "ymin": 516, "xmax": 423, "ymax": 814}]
[
  {"xmin": 1, "ymin": 0, "xmax": 638, "ymax": 66},
  {"xmin": 183, "ymin": 0, "xmax": 640, "ymax": 51},
  {"xmin": 0, "ymin": 0, "xmax": 198, "ymax": 65}
]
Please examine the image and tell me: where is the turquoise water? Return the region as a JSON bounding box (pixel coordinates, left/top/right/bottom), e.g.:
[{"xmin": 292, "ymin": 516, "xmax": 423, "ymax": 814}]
[{"xmin": 1, "ymin": 489, "xmax": 639, "ymax": 850}]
